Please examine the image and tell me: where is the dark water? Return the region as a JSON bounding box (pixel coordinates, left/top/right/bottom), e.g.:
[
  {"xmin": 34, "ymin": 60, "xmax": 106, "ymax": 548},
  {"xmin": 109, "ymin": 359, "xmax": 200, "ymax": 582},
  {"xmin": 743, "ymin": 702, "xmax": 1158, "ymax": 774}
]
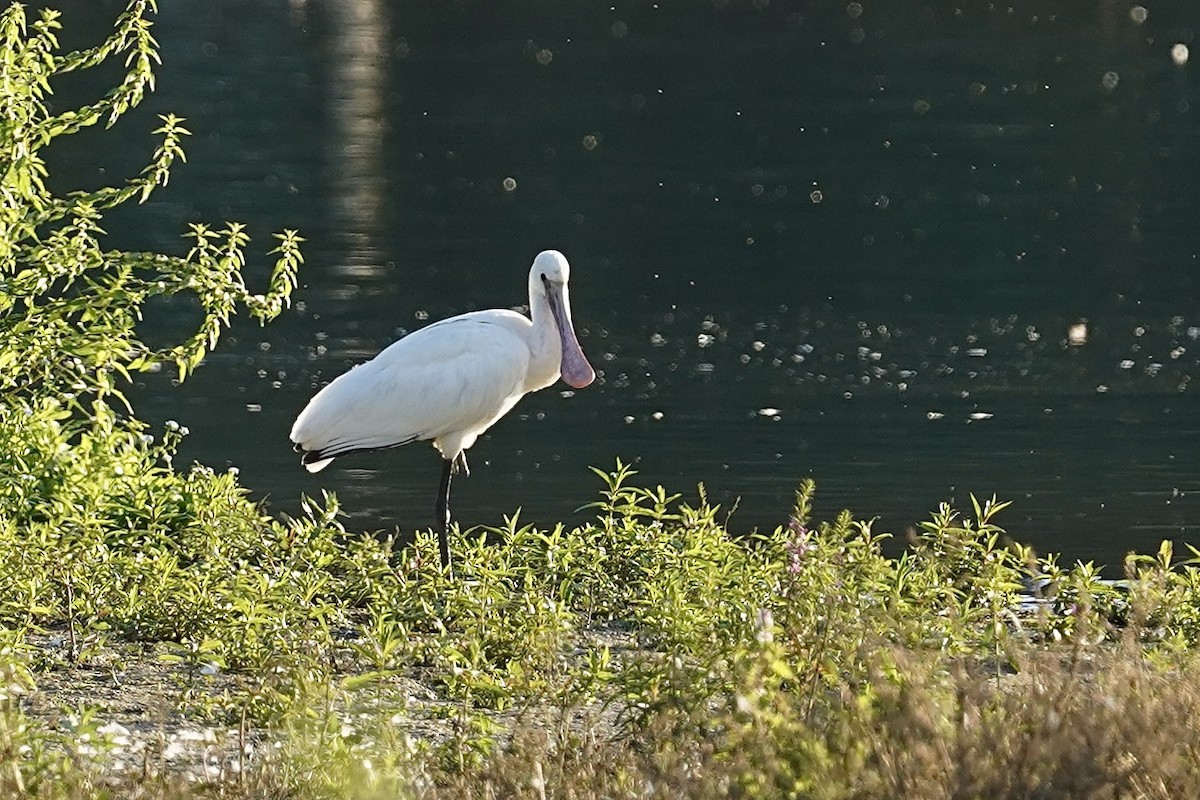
[{"xmin": 44, "ymin": 0, "xmax": 1200, "ymax": 566}]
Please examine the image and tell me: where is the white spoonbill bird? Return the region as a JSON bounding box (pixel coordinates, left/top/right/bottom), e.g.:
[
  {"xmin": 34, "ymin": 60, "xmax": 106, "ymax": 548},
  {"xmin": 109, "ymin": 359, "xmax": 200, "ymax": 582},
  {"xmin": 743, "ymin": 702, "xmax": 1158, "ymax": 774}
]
[{"xmin": 290, "ymin": 249, "xmax": 596, "ymax": 572}]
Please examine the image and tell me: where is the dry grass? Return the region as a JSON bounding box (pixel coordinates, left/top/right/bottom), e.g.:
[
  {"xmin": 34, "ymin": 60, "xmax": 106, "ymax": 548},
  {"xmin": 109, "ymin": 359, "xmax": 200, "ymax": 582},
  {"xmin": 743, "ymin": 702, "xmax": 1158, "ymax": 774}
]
[
  {"xmin": 849, "ymin": 645, "xmax": 1200, "ymax": 799},
  {"xmin": 415, "ymin": 641, "xmax": 1200, "ymax": 800},
  {"xmin": 7, "ymin": 636, "xmax": 1198, "ymax": 800}
]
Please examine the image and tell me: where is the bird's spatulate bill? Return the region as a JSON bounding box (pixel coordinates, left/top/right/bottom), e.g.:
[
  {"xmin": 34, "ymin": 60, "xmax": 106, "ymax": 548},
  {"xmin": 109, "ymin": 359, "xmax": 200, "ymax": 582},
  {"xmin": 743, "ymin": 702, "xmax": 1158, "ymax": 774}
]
[
  {"xmin": 559, "ymin": 325, "xmax": 595, "ymax": 388},
  {"xmin": 548, "ymin": 289, "xmax": 595, "ymax": 388}
]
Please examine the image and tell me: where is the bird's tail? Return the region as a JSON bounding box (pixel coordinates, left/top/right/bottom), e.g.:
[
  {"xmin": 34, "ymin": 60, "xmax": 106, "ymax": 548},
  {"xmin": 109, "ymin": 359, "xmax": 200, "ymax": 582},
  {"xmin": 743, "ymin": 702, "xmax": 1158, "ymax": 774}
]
[
  {"xmin": 303, "ymin": 456, "xmax": 334, "ymax": 473},
  {"xmin": 293, "ymin": 440, "xmax": 334, "ymax": 472},
  {"xmin": 291, "ymin": 434, "xmax": 419, "ymax": 472}
]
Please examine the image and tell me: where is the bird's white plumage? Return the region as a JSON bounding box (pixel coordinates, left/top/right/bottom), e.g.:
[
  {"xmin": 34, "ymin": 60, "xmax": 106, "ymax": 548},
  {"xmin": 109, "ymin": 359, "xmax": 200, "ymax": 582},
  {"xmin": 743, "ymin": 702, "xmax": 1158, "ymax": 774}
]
[{"xmin": 290, "ymin": 250, "xmax": 594, "ymax": 473}]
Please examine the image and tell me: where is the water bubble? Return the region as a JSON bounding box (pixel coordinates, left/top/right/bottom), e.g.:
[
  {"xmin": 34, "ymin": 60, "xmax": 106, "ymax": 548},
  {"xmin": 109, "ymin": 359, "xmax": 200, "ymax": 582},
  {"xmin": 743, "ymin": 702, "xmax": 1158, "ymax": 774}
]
[
  {"xmin": 582, "ymin": 134, "xmax": 600, "ymax": 151},
  {"xmin": 502, "ymin": 177, "xmax": 517, "ymax": 192},
  {"xmin": 611, "ymin": 20, "xmax": 628, "ymax": 38},
  {"xmin": 1101, "ymin": 71, "xmax": 1120, "ymax": 91},
  {"xmin": 1129, "ymin": 5, "xmax": 1148, "ymax": 24},
  {"xmin": 535, "ymin": 48, "xmax": 553, "ymax": 65},
  {"xmin": 846, "ymin": 2, "xmax": 863, "ymax": 18},
  {"xmin": 809, "ymin": 189, "xmax": 824, "ymax": 204}
]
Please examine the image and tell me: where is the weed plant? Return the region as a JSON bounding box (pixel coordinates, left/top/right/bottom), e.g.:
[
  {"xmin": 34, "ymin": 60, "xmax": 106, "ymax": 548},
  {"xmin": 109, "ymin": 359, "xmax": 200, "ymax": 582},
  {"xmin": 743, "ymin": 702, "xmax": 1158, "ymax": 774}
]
[
  {"xmin": 1, "ymin": 441, "xmax": 1199, "ymax": 798},
  {"xmin": 3, "ymin": 3, "xmax": 1200, "ymax": 798}
]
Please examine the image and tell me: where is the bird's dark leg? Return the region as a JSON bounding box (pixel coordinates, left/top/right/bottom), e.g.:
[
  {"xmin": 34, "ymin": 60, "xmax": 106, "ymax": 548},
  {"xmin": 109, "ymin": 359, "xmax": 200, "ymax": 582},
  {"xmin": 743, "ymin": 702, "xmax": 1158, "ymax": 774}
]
[{"xmin": 435, "ymin": 458, "xmax": 454, "ymax": 574}]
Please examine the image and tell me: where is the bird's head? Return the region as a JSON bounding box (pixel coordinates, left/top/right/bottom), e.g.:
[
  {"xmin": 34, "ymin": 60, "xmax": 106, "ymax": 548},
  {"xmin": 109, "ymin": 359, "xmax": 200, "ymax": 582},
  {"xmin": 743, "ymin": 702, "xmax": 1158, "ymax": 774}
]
[
  {"xmin": 531, "ymin": 249, "xmax": 570, "ymax": 288},
  {"xmin": 529, "ymin": 249, "xmax": 595, "ymax": 389}
]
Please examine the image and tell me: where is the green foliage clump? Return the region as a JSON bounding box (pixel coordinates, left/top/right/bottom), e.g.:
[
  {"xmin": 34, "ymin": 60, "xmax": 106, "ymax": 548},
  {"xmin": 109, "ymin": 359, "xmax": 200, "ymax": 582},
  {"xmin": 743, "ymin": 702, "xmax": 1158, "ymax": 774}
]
[
  {"xmin": 1, "ymin": 1, "xmax": 301, "ymax": 406},
  {"xmin": 0, "ymin": 459, "xmax": 1198, "ymax": 799}
]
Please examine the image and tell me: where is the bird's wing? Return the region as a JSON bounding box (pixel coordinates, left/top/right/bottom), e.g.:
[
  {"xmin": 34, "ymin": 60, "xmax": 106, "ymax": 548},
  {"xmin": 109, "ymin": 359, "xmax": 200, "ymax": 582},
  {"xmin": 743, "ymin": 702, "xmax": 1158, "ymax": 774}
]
[{"xmin": 290, "ymin": 315, "xmax": 531, "ymax": 460}]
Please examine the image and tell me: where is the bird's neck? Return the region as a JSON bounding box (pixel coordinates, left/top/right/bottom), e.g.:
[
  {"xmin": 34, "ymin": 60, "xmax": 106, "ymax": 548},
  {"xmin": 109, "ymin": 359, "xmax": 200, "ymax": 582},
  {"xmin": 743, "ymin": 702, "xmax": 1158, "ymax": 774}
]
[
  {"xmin": 528, "ymin": 287, "xmax": 549, "ymax": 327},
  {"xmin": 525, "ymin": 289, "xmax": 563, "ymax": 388},
  {"xmin": 528, "ymin": 290, "xmax": 556, "ymax": 347}
]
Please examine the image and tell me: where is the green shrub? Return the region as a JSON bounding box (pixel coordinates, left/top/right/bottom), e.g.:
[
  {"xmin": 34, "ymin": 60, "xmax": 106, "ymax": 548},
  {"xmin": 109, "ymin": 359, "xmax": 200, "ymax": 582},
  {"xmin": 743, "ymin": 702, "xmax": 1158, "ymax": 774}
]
[{"xmin": 1, "ymin": 3, "xmax": 301, "ymax": 404}]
